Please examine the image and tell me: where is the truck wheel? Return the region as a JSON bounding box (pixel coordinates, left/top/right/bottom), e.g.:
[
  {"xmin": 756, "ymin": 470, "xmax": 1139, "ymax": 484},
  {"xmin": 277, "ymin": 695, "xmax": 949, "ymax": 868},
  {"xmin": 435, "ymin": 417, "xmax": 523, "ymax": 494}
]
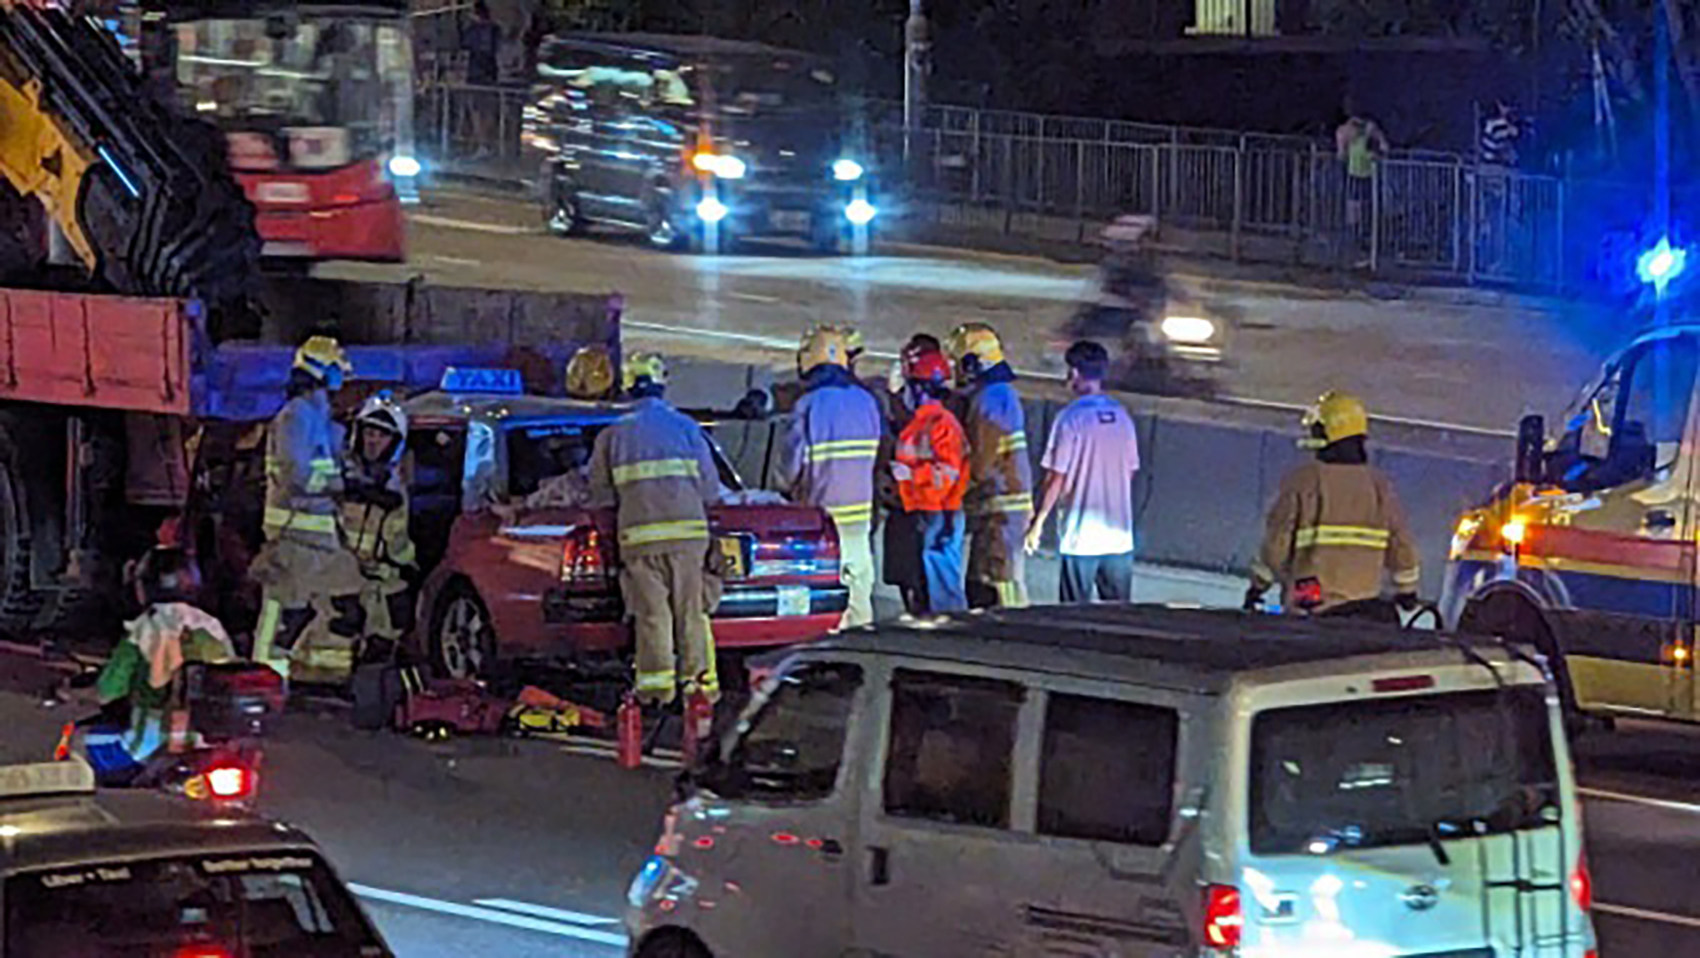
[{"xmin": 429, "ymin": 583, "xmax": 496, "ymax": 681}]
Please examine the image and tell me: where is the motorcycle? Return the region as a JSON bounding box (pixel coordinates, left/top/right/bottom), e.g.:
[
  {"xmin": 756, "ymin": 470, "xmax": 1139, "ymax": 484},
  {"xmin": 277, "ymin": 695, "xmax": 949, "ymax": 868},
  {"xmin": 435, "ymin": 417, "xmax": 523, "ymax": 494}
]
[
  {"xmin": 52, "ymin": 660, "xmax": 281, "ymax": 810},
  {"xmin": 1061, "ymin": 215, "xmax": 1227, "ymax": 398}
]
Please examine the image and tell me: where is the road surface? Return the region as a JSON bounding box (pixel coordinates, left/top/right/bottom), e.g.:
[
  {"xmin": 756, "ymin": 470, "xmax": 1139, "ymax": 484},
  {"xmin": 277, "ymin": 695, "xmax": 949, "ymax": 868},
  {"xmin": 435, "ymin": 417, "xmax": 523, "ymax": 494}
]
[
  {"xmin": 0, "ymin": 565, "xmax": 1695, "ymax": 956},
  {"xmin": 320, "ymin": 190, "xmax": 1621, "ymax": 433}
]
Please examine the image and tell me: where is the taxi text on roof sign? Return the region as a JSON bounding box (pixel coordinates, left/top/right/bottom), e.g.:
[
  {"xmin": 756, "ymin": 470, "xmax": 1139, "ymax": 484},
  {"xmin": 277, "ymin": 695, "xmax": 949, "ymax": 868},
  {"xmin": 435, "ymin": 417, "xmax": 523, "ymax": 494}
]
[
  {"xmin": 440, "ymin": 367, "xmax": 524, "ymax": 395},
  {"xmin": 0, "ymin": 759, "xmax": 95, "ymax": 799}
]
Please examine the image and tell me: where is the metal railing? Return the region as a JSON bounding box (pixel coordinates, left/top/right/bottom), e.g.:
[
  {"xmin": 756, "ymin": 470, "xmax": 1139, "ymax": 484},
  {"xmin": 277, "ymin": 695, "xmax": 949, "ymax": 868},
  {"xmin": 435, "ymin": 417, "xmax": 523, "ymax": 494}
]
[{"xmin": 416, "ymin": 79, "xmax": 1657, "ymax": 292}]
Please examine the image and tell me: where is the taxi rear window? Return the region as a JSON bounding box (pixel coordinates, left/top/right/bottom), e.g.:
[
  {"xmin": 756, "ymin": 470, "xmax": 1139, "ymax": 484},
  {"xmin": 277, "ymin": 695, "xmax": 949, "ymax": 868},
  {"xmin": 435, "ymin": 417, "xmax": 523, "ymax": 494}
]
[
  {"xmin": 1250, "ymin": 686, "xmax": 1559, "ymax": 856},
  {"xmin": 506, "ymin": 422, "xmax": 743, "ymax": 499},
  {"xmin": 6, "ymin": 850, "xmax": 384, "ymax": 957}
]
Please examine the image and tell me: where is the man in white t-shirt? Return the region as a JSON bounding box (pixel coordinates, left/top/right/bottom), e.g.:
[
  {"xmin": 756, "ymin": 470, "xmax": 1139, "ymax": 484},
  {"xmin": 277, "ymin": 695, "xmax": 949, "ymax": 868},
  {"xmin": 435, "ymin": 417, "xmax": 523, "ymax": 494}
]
[{"xmin": 1025, "ymin": 341, "xmax": 1141, "ymax": 603}]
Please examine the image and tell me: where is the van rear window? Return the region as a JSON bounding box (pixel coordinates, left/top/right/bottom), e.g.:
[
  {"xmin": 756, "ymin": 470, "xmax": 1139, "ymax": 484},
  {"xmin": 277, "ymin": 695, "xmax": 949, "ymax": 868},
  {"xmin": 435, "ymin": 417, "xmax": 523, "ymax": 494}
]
[
  {"xmin": 1250, "ymin": 687, "xmax": 1559, "ymax": 856},
  {"xmin": 6, "ymin": 851, "xmax": 382, "ymax": 957}
]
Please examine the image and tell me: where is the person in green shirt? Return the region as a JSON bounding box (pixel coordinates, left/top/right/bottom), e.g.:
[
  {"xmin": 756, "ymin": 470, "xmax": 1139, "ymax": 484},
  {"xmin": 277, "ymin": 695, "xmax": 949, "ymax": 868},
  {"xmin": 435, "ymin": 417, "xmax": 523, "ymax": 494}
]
[{"xmin": 88, "ymin": 547, "xmax": 234, "ymax": 780}]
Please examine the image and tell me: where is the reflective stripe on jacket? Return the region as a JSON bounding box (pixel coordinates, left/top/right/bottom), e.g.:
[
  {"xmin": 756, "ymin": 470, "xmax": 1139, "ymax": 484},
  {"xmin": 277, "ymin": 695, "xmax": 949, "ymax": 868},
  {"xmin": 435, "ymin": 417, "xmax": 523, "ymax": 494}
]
[
  {"xmin": 957, "ymin": 375, "xmax": 1033, "ymax": 517},
  {"xmin": 589, "ymin": 398, "xmax": 720, "ymax": 554},
  {"xmin": 264, "ymin": 393, "xmax": 344, "ymax": 542},
  {"xmin": 1253, "ymin": 460, "xmax": 1421, "ymax": 610},
  {"xmin": 780, "ymin": 373, "xmax": 883, "ymax": 531},
  {"xmin": 896, "ymin": 403, "xmax": 969, "ymax": 513}
]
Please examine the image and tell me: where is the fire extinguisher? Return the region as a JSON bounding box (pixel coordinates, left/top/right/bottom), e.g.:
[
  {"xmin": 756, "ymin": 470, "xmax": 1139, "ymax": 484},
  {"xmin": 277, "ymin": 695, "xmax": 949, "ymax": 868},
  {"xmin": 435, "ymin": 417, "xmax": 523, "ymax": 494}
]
[
  {"xmin": 617, "ymin": 693, "xmax": 643, "ymax": 770},
  {"xmin": 680, "ymin": 691, "xmax": 713, "ymax": 767}
]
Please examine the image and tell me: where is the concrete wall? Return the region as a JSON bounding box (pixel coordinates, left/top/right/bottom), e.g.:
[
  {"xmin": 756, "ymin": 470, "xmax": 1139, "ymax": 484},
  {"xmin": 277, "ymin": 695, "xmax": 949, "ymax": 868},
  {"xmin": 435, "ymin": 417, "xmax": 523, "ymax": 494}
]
[{"xmin": 708, "ymin": 386, "xmax": 1510, "ymax": 600}]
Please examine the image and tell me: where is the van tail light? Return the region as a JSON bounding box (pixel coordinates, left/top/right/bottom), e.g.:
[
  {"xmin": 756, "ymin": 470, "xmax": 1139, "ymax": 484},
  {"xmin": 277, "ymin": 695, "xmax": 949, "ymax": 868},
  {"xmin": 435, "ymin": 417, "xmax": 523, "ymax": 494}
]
[
  {"xmin": 1571, "ymin": 852, "xmax": 1593, "ymax": 913},
  {"xmin": 1372, "ymin": 674, "xmax": 1436, "ymax": 693},
  {"xmin": 176, "ymin": 946, "xmax": 235, "ymax": 958},
  {"xmin": 560, "ymin": 526, "xmax": 606, "ymax": 582},
  {"xmin": 1202, "ymin": 884, "xmax": 1242, "ymax": 950}
]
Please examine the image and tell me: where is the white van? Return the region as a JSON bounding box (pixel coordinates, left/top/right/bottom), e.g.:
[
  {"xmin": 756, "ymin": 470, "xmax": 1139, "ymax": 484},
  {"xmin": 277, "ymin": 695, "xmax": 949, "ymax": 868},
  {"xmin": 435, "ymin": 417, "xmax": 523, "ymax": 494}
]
[{"xmin": 625, "ymin": 604, "xmax": 1598, "ymax": 958}]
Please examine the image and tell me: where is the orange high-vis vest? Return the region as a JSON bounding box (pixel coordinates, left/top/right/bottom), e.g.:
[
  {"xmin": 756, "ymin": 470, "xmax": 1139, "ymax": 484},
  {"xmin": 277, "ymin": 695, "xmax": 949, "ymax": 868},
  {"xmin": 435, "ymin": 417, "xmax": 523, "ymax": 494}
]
[{"xmin": 896, "ymin": 403, "xmax": 970, "ymax": 512}]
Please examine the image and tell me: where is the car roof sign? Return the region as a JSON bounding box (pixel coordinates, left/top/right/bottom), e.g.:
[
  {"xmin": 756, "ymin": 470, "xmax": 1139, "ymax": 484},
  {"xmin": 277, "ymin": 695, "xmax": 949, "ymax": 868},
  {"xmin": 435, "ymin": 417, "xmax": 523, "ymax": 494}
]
[
  {"xmin": 0, "ymin": 759, "xmax": 96, "ymax": 799},
  {"xmin": 440, "ymin": 367, "xmax": 524, "ymax": 395}
]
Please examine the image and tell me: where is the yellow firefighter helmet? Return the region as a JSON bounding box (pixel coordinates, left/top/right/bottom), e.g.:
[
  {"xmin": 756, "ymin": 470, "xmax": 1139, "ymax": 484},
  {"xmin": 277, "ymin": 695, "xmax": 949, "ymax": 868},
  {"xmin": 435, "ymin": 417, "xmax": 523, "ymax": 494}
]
[
  {"xmin": 622, "ymin": 352, "xmax": 669, "ymax": 392},
  {"xmin": 1303, "ymin": 390, "xmax": 1370, "ymax": 445},
  {"xmin": 293, "ymin": 335, "xmax": 353, "ymax": 383},
  {"xmin": 797, "ymin": 325, "xmax": 853, "ymax": 374},
  {"xmin": 946, "ymin": 322, "xmax": 1005, "ymax": 369},
  {"xmin": 565, "ymin": 345, "xmax": 616, "ymax": 399}
]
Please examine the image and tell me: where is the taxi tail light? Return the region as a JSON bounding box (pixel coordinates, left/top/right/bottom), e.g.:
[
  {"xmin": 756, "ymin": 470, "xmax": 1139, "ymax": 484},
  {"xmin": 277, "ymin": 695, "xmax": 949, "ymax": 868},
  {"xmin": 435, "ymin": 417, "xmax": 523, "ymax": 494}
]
[
  {"xmin": 560, "ymin": 526, "xmax": 607, "ymax": 582},
  {"xmin": 1572, "ymin": 852, "xmax": 1593, "ymax": 913},
  {"xmin": 1202, "ymin": 884, "xmax": 1242, "ymax": 950}
]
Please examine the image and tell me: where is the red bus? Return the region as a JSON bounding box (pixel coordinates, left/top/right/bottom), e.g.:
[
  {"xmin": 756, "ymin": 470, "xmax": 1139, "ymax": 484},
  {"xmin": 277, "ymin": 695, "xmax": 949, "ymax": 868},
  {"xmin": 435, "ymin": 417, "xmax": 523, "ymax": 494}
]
[{"xmin": 141, "ymin": 0, "xmax": 414, "ymax": 262}]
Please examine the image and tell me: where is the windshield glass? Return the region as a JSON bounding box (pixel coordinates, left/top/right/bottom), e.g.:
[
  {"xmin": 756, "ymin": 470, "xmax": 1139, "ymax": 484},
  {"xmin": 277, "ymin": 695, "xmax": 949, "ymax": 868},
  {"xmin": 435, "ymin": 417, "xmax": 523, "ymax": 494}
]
[
  {"xmin": 505, "ymin": 421, "xmax": 741, "ymax": 501},
  {"xmin": 699, "ymin": 661, "xmax": 862, "ymax": 802},
  {"xmin": 708, "ymin": 55, "xmax": 837, "ymax": 114},
  {"xmin": 5, "ymin": 850, "xmax": 383, "ymax": 956},
  {"xmin": 1250, "ymin": 687, "xmax": 1559, "ymax": 855},
  {"xmin": 175, "ymin": 15, "xmax": 410, "ymax": 159}
]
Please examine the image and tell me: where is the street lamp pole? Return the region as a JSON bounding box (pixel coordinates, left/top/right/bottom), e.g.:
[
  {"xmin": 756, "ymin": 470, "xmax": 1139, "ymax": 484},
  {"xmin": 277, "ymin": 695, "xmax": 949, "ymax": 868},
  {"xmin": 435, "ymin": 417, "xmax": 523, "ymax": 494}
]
[{"xmin": 903, "ymin": 0, "xmax": 930, "ymax": 164}]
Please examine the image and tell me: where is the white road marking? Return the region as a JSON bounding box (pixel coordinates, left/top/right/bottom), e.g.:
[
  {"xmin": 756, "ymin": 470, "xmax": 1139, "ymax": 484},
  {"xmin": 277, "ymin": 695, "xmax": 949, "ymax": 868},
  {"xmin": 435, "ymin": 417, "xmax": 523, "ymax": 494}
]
[
  {"xmin": 1594, "ymin": 902, "xmax": 1700, "ymax": 930},
  {"xmin": 349, "ymin": 883, "xmax": 629, "ymax": 947},
  {"xmin": 421, "ymin": 253, "xmax": 484, "ymax": 267},
  {"xmin": 1217, "ymin": 394, "xmax": 1515, "ymax": 439},
  {"xmin": 411, "ymin": 214, "xmax": 535, "ymax": 236},
  {"xmin": 475, "ymin": 898, "xmax": 622, "ymax": 926},
  {"xmin": 1579, "ymin": 786, "xmax": 1700, "ymax": 816},
  {"xmin": 623, "ymin": 319, "xmax": 798, "ymax": 351},
  {"xmin": 730, "ymin": 292, "xmax": 782, "ymax": 304}
]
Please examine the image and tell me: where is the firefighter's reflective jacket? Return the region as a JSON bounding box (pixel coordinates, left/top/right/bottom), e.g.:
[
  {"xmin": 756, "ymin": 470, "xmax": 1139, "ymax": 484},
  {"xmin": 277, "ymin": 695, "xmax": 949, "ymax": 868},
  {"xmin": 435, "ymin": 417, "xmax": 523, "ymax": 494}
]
[
  {"xmin": 264, "ymin": 392, "xmax": 345, "ymax": 544},
  {"xmin": 589, "ymin": 397, "xmax": 721, "ymax": 554},
  {"xmin": 1253, "ymin": 460, "xmax": 1421, "ymax": 610},
  {"xmin": 341, "ymin": 470, "xmax": 416, "ymax": 577},
  {"xmin": 958, "ymin": 369, "xmax": 1034, "ymax": 521},
  {"xmin": 779, "ymin": 366, "xmax": 884, "ymax": 531}
]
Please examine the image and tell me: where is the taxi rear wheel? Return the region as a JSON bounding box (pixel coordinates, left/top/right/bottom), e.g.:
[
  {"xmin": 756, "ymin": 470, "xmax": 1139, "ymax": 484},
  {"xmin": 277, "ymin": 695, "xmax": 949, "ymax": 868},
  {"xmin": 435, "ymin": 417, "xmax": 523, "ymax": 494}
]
[{"xmin": 430, "ymin": 583, "xmax": 496, "ymax": 681}]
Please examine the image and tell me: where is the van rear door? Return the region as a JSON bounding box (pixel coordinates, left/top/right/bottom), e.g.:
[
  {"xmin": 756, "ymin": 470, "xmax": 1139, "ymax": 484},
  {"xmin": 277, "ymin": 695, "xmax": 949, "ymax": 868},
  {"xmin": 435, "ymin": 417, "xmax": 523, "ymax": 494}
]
[{"xmin": 1235, "ymin": 682, "xmax": 1592, "ymax": 957}]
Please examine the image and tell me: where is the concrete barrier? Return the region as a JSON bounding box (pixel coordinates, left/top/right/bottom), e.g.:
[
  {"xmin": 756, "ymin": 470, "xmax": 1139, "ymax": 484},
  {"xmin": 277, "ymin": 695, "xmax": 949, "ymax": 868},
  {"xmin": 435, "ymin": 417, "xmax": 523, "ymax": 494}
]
[{"xmin": 703, "ymin": 380, "xmax": 1509, "ymax": 602}]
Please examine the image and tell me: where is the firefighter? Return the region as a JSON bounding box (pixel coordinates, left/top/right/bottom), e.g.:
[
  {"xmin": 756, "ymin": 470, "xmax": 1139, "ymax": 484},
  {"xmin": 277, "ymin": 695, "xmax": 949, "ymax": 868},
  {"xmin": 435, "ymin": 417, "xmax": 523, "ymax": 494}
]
[
  {"xmin": 566, "ymin": 344, "xmax": 617, "ymax": 401},
  {"xmin": 249, "ymin": 335, "xmax": 365, "ymax": 682},
  {"xmin": 589, "ymin": 352, "xmax": 723, "ymax": 705},
  {"xmin": 778, "ymin": 325, "xmax": 883, "ymax": 628},
  {"xmin": 891, "ymin": 347, "xmax": 970, "ymax": 614},
  {"xmin": 341, "ymin": 393, "xmax": 417, "ymax": 654},
  {"xmin": 1246, "ymin": 391, "xmax": 1421, "ymax": 618},
  {"xmin": 947, "ymin": 322, "xmax": 1033, "ymax": 609}
]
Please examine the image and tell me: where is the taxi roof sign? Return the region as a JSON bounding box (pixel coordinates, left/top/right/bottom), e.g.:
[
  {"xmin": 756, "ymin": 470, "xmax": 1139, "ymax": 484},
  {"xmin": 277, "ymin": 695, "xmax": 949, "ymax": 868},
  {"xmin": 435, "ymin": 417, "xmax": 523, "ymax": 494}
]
[
  {"xmin": 0, "ymin": 759, "xmax": 95, "ymax": 800},
  {"xmin": 440, "ymin": 367, "xmax": 524, "ymax": 395}
]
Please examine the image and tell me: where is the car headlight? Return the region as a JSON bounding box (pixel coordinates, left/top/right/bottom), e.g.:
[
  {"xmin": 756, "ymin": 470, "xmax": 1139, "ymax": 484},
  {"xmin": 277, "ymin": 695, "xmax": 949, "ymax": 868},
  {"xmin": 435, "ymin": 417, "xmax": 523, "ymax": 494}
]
[
  {"xmin": 387, "ymin": 155, "xmax": 421, "ymax": 178},
  {"xmin": 1160, "ymin": 315, "xmax": 1218, "ymax": 344},
  {"xmin": 832, "ymin": 158, "xmax": 865, "ymax": 181},
  {"xmin": 692, "ymin": 152, "xmax": 746, "ymax": 179}
]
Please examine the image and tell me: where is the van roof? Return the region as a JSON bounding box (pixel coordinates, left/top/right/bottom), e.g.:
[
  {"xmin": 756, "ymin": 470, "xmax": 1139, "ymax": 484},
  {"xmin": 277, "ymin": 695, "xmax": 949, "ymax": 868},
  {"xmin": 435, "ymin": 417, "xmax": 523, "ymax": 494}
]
[{"xmin": 808, "ymin": 604, "xmax": 1534, "ymax": 694}]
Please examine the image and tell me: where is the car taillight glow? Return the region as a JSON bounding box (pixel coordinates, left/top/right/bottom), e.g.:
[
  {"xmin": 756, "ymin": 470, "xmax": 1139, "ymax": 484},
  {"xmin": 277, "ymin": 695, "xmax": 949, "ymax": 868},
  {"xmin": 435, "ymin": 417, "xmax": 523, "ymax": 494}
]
[
  {"xmin": 1372, "ymin": 675, "xmax": 1437, "ymax": 693},
  {"xmin": 560, "ymin": 527, "xmax": 605, "ymax": 581},
  {"xmin": 176, "ymin": 946, "xmax": 234, "ymax": 958},
  {"xmin": 205, "ymin": 765, "xmax": 252, "ymax": 800},
  {"xmin": 1203, "ymin": 884, "xmax": 1242, "ymax": 949},
  {"xmin": 1572, "ymin": 854, "xmax": 1593, "ymax": 912}
]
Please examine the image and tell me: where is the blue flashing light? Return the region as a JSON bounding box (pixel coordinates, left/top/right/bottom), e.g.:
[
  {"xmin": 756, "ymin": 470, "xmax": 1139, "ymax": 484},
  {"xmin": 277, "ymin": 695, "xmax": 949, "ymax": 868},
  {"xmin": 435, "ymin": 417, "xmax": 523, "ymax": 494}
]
[
  {"xmin": 96, "ymin": 146, "xmax": 140, "ymax": 199},
  {"xmin": 440, "ymin": 367, "xmax": 524, "ymax": 395},
  {"xmin": 1637, "ymin": 237, "xmax": 1688, "ymax": 293}
]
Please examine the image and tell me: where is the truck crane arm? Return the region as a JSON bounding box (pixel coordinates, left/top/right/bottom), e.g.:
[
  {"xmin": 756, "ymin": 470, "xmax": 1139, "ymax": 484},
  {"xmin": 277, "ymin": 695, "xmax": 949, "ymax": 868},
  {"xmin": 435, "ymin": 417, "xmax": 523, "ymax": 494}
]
[{"xmin": 0, "ymin": 1, "xmax": 260, "ymax": 315}]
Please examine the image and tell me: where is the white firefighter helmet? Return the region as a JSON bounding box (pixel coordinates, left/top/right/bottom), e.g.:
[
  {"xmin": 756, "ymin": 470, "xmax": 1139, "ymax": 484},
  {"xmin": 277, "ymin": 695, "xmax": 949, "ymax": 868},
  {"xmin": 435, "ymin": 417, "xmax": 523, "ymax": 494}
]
[{"xmin": 352, "ymin": 392, "xmax": 408, "ymax": 466}]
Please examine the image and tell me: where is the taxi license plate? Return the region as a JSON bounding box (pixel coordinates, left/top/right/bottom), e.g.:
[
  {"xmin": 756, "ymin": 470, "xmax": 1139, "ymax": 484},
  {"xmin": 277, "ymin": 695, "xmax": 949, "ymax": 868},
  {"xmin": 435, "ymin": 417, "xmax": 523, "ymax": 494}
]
[
  {"xmin": 771, "ymin": 210, "xmax": 811, "ymax": 232},
  {"xmin": 776, "ymin": 585, "xmax": 811, "ymax": 617},
  {"xmin": 714, "ymin": 536, "xmax": 748, "ymax": 579},
  {"xmin": 256, "ymin": 181, "xmax": 310, "ymax": 204}
]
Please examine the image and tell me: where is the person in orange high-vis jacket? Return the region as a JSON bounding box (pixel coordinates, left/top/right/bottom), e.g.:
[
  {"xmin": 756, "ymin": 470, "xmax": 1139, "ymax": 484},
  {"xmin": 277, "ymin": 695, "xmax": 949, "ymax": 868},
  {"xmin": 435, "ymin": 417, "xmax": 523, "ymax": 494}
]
[{"xmin": 892, "ymin": 348, "xmax": 970, "ymax": 614}]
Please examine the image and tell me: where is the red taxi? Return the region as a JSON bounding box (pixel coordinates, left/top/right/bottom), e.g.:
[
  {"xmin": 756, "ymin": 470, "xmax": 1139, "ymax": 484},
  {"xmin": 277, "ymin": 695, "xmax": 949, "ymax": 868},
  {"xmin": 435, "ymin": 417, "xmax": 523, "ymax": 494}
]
[{"xmin": 404, "ymin": 374, "xmax": 847, "ymax": 682}]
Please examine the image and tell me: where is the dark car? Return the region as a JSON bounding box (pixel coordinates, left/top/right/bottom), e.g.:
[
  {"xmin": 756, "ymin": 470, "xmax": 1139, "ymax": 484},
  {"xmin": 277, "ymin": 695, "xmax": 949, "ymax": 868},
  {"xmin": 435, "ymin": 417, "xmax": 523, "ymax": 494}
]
[
  {"xmin": 522, "ymin": 32, "xmax": 877, "ymax": 253},
  {"xmin": 0, "ymin": 759, "xmax": 391, "ymax": 956}
]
